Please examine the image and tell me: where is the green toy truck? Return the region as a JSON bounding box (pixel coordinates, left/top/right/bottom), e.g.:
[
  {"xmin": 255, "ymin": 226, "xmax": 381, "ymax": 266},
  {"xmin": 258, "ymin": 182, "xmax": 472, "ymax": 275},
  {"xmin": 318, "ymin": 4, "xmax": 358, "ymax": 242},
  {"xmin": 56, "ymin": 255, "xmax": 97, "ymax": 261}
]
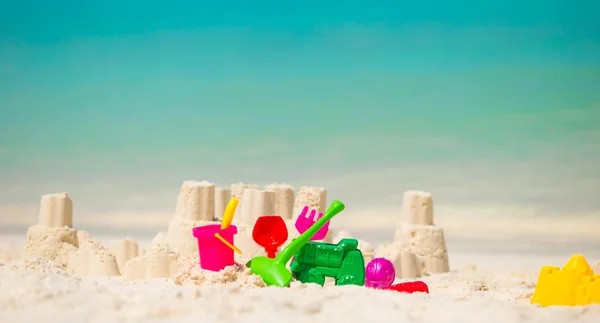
[{"xmin": 290, "ymin": 238, "xmax": 365, "ymax": 286}]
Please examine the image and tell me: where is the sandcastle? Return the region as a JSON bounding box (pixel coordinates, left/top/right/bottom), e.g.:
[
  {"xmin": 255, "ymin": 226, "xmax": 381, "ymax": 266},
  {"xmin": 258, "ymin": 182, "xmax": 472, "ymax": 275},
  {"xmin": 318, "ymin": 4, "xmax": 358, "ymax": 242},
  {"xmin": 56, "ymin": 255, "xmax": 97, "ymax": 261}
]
[
  {"xmin": 110, "ymin": 238, "xmax": 139, "ymax": 273},
  {"xmin": 265, "ymin": 183, "xmax": 295, "ymax": 220},
  {"xmin": 21, "ymin": 182, "xmax": 342, "ymax": 274},
  {"xmin": 214, "ymin": 187, "xmax": 231, "ymax": 221},
  {"xmin": 21, "ymin": 182, "xmax": 448, "ymax": 282},
  {"xmin": 23, "ymin": 193, "xmax": 138, "ymax": 277},
  {"xmin": 123, "ymin": 244, "xmax": 180, "ymax": 280},
  {"xmin": 161, "ymin": 180, "xmax": 216, "ymax": 256},
  {"xmin": 376, "ymin": 190, "xmax": 450, "ymax": 278},
  {"xmin": 151, "ymin": 182, "xmax": 336, "ymax": 264},
  {"xmin": 24, "ymin": 193, "xmax": 78, "ymax": 267},
  {"xmin": 67, "ymin": 239, "xmax": 120, "ymax": 277}
]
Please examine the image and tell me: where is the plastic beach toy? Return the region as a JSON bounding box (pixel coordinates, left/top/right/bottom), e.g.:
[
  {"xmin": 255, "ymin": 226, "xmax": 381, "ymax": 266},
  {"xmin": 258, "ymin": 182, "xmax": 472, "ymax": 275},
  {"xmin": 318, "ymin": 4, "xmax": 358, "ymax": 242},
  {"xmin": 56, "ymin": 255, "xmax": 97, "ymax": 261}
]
[
  {"xmin": 247, "ymin": 200, "xmax": 346, "ymax": 288},
  {"xmin": 365, "ymin": 257, "xmax": 396, "ymax": 289},
  {"xmin": 530, "ymin": 254, "xmax": 600, "ymax": 306},
  {"xmin": 192, "ymin": 198, "xmax": 241, "ymax": 271},
  {"xmin": 295, "ymin": 206, "xmax": 329, "ymax": 241},
  {"xmin": 193, "ymin": 224, "xmax": 238, "ymax": 271},
  {"xmin": 215, "ymin": 234, "xmax": 242, "ymax": 254},
  {"xmin": 290, "ymin": 238, "xmax": 365, "ymax": 286},
  {"xmin": 386, "ymin": 281, "xmax": 429, "ymax": 294},
  {"xmin": 215, "ymin": 198, "xmax": 242, "ymax": 254},
  {"xmin": 253, "ymin": 215, "xmax": 288, "ymax": 258}
]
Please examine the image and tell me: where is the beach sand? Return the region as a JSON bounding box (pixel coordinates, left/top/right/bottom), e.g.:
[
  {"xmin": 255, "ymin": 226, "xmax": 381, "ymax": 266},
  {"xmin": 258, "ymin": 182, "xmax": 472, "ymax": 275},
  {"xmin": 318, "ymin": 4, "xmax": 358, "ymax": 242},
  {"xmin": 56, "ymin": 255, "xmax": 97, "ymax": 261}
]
[
  {"xmin": 1, "ymin": 187, "xmax": 599, "ymax": 322},
  {"xmin": 1, "ymin": 231, "xmax": 599, "ymax": 323}
]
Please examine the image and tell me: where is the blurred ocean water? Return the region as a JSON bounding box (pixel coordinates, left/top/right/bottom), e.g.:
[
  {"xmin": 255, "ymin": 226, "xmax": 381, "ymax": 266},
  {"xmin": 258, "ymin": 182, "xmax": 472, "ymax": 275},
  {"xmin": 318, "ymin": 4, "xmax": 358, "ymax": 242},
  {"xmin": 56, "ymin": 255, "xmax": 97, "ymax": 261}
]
[{"xmin": 1, "ymin": 1, "xmax": 599, "ymax": 234}]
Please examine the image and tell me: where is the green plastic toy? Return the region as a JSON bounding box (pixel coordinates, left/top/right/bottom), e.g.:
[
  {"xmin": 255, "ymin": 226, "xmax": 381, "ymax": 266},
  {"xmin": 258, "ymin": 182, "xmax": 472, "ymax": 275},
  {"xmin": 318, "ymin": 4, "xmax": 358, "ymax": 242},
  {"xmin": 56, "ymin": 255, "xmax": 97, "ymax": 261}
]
[
  {"xmin": 290, "ymin": 238, "xmax": 365, "ymax": 286},
  {"xmin": 247, "ymin": 200, "xmax": 346, "ymax": 287}
]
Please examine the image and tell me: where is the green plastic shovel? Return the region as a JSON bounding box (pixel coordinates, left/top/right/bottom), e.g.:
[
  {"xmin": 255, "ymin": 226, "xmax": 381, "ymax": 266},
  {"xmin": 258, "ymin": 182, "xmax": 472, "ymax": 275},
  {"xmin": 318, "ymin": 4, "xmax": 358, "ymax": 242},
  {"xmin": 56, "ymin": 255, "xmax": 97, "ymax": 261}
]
[{"xmin": 246, "ymin": 200, "xmax": 346, "ymax": 287}]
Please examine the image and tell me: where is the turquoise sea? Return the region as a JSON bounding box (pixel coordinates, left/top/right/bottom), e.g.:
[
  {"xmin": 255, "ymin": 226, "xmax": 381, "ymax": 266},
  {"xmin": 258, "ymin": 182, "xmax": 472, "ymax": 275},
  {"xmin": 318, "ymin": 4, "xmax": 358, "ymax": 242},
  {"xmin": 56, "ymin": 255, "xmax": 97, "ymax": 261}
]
[{"xmin": 0, "ymin": 1, "xmax": 599, "ymax": 234}]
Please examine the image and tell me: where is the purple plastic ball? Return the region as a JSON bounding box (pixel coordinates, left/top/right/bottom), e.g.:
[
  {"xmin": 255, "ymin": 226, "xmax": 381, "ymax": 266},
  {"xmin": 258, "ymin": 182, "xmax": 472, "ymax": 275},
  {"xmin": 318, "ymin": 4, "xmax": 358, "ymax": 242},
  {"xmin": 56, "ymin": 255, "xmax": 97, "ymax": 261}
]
[{"xmin": 365, "ymin": 257, "xmax": 395, "ymax": 289}]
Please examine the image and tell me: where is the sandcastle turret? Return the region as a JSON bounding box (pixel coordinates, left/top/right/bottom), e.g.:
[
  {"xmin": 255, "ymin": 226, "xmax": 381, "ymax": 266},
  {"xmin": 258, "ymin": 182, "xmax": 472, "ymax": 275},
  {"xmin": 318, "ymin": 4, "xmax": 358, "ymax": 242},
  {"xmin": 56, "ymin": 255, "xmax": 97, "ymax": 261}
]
[
  {"xmin": 110, "ymin": 238, "xmax": 140, "ymax": 273},
  {"xmin": 164, "ymin": 180, "xmax": 216, "ymax": 256},
  {"xmin": 378, "ymin": 190, "xmax": 450, "ymax": 278},
  {"xmin": 24, "ymin": 193, "xmax": 79, "ymax": 267},
  {"xmin": 67, "ymin": 239, "xmax": 120, "ymax": 277},
  {"xmin": 214, "ymin": 187, "xmax": 231, "ymax": 221},
  {"xmin": 292, "ymin": 187, "xmax": 327, "ymax": 221},
  {"xmin": 234, "ymin": 188, "xmax": 276, "ymax": 264},
  {"xmin": 240, "ymin": 189, "xmax": 275, "ymax": 225},
  {"xmin": 265, "ymin": 183, "xmax": 295, "ymax": 220},
  {"xmin": 123, "ymin": 244, "xmax": 180, "ymax": 280},
  {"xmin": 231, "ymin": 182, "xmax": 258, "ymax": 220},
  {"xmin": 38, "ymin": 192, "xmax": 73, "ymax": 228}
]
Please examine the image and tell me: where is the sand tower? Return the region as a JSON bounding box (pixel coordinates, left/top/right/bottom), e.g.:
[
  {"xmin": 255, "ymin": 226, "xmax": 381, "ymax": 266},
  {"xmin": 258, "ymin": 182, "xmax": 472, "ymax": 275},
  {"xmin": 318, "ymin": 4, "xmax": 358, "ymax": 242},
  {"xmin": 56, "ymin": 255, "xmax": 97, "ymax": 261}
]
[
  {"xmin": 265, "ymin": 183, "xmax": 295, "ymax": 220},
  {"xmin": 162, "ymin": 180, "xmax": 216, "ymax": 257},
  {"xmin": 378, "ymin": 190, "xmax": 450, "ymax": 278},
  {"xmin": 24, "ymin": 193, "xmax": 79, "ymax": 267}
]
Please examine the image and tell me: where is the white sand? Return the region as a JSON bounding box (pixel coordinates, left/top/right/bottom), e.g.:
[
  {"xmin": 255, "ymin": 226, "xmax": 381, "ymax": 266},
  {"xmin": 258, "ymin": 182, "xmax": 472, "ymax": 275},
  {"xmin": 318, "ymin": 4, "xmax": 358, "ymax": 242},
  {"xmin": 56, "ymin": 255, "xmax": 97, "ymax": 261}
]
[
  {"xmin": 1, "ymin": 235, "xmax": 600, "ymax": 323},
  {"xmin": 2, "ymin": 186, "xmax": 599, "ymax": 322}
]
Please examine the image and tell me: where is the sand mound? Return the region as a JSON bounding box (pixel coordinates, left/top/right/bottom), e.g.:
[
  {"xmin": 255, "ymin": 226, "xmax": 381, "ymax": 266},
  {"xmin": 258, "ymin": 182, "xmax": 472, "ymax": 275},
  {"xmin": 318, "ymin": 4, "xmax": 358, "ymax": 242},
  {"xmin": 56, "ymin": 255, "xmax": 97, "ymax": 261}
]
[
  {"xmin": 173, "ymin": 256, "xmax": 266, "ymax": 288},
  {"xmin": 24, "ymin": 225, "xmax": 78, "ymax": 267},
  {"xmin": 67, "ymin": 239, "xmax": 120, "ymax": 277},
  {"xmin": 0, "ymin": 257, "xmax": 71, "ymax": 277},
  {"xmin": 3, "ymin": 253, "xmax": 600, "ymax": 323},
  {"xmin": 3, "ymin": 183, "xmax": 600, "ymax": 323},
  {"xmin": 0, "ymin": 243, "xmax": 22, "ymax": 266},
  {"xmin": 123, "ymin": 244, "xmax": 181, "ymax": 280}
]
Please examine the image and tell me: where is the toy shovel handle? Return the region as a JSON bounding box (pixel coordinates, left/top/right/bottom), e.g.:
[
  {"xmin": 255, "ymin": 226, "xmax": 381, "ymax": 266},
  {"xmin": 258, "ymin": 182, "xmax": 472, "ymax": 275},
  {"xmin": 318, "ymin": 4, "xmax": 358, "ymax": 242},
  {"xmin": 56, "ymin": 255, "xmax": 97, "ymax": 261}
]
[
  {"xmin": 274, "ymin": 200, "xmax": 345, "ymax": 265},
  {"xmin": 220, "ymin": 198, "xmax": 239, "ymax": 229}
]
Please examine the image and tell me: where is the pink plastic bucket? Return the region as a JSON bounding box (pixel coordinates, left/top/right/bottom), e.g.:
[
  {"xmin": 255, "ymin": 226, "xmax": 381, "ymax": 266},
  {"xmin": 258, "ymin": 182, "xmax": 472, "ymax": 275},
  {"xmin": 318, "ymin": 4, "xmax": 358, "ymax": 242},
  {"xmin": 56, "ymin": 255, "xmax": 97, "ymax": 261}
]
[{"xmin": 192, "ymin": 224, "xmax": 238, "ymax": 272}]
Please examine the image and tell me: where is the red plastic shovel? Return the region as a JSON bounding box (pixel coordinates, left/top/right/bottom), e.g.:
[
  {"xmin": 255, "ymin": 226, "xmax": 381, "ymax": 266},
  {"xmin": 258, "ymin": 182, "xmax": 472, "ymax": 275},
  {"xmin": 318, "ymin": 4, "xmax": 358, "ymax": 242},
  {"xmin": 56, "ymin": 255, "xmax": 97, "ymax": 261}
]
[{"xmin": 252, "ymin": 215, "xmax": 289, "ymax": 259}]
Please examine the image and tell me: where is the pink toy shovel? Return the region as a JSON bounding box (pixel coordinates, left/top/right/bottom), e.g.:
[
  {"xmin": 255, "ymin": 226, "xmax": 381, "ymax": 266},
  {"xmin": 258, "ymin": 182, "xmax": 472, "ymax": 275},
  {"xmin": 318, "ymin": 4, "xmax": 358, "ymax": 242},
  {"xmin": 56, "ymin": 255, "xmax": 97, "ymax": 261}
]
[{"xmin": 294, "ymin": 206, "xmax": 330, "ymax": 241}]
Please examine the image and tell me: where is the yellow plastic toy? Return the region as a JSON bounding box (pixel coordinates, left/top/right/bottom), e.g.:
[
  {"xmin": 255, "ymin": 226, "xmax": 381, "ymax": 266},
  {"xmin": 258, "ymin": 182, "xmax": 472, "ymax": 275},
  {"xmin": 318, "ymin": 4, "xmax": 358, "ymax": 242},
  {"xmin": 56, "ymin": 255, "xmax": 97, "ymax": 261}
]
[
  {"xmin": 215, "ymin": 198, "xmax": 242, "ymax": 255},
  {"xmin": 530, "ymin": 254, "xmax": 600, "ymax": 307}
]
